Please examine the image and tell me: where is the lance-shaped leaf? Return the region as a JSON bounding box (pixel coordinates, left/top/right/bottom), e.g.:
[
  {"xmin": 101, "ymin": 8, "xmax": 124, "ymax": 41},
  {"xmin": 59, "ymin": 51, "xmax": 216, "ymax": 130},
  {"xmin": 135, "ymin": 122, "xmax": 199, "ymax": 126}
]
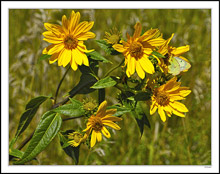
[
  {"xmin": 58, "ymin": 130, "xmax": 80, "ymax": 165},
  {"xmin": 15, "ymin": 95, "xmax": 50, "ymax": 139},
  {"xmin": 9, "ymin": 149, "xmax": 24, "ymax": 159},
  {"xmin": 151, "ymin": 51, "xmax": 165, "ymax": 58},
  {"xmin": 53, "ymin": 99, "xmax": 85, "ymax": 117},
  {"xmin": 86, "ymin": 51, "xmax": 112, "ymax": 63},
  {"xmin": 91, "ymin": 76, "xmax": 117, "ymax": 89},
  {"xmin": 107, "ymin": 105, "xmax": 131, "ymax": 117},
  {"xmin": 95, "ymin": 40, "xmax": 120, "ymax": 55},
  {"xmin": 15, "ymin": 112, "xmax": 62, "ymax": 164}
]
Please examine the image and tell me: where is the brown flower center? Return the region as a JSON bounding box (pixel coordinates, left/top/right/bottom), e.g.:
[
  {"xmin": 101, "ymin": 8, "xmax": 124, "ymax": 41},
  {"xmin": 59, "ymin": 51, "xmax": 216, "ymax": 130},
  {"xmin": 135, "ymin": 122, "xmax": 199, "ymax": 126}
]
[
  {"xmin": 90, "ymin": 116, "xmax": 103, "ymax": 131},
  {"xmin": 155, "ymin": 91, "xmax": 170, "ymax": 106},
  {"xmin": 64, "ymin": 35, "xmax": 78, "ymax": 49},
  {"xmin": 129, "ymin": 41, "xmax": 143, "ymax": 59}
]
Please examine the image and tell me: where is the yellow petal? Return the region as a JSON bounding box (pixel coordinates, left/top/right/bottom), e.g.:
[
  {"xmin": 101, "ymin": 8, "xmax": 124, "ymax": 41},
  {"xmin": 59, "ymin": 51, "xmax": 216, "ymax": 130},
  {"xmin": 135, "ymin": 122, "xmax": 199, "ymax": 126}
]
[
  {"xmin": 70, "ymin": 12, "xmax": 80, "ymax": 33},
  {"xmin": 42, "ymin": 44, "xmax": 55, "ymax": 54},
  {"xmin": 43, "ymin": 38, "xmax": 63, "ymax": 44},
  {"xmin": 171, "ymin": 45, "xmax": 190, "ymax": 56},
  {"xmin": 139, "ymin": 56, "xmax": 155, "ymax": 74},
  {"xmin": 72, "ymin": 49, "xmax": 83, "ymax": 65},
  {"xmin": 57, "ymin": 49, "xmax": 65, "ymax": 66},
  {"xmin": 90, "ymin": 130, "xmax": 97, "ymax": 147},
  {"xmin": 129, "ymin": 56, "xmax": 136, "ymax": 75},
  {"xmin": 73, "ymin": 21, "xmax": 88, "ymax": 35},
  {"xmin": 158, "ymin": 106, "xmax": 166, "ymax": 122},
  {"xmin": 49, "ymin": 52, "xmax": 59, "ymax": 64},
  {"xmin": 62, "ymin": 49, "xmax": 71, "ymax": 67},
  {"xmin": 96, "ymin": 132, "xmax": 102, "ymax": 142},
  {"xmin": 105, "ymin": 109, "xmax": 117, "ymax": 115},
  {"xmin": 172, "ymin": 109, "xmax": 185, "ymax": 117},
  {"xmin": 76, "ymin": 21, "xmax": 94, "ymax": 36},
  {"xmin": 70, "ymin": 51, "xmax": 78, "ymax": 71},
  {"xmin": 169, "ymin": 101, "xmax": 189, "ymax": 112},
  {"xmin": 96, "ymin": 100, "xmax": 107, "ymax": 117},
  {"xmin": 77, "ymin": 32, "xmax": 96, "ymax": 40},
  {"xmin": 77, "ymin": 41, "xmax": 94, "ymax": 53},
  {"xmin": 102, "ymin": 121, "xmax": 121, "ymax": 130},
  {"xmin": 62, "ymin": 15, "xmax": 69, "ymax": 34},
  {"xmin": 44, "ymin": 23, "xmax": 63, "ymax": 33},
  {"xmin": 42, "ymin": 31, "xmax": 63, "ymax": 40},
  {"xmin": 82, "ymin": 124, "xmax": 92, "ymax": 132},
  {"xmin": 102, "ymin": 115, "xmax": 122, "ymax": 122},
  {"xmin": 136, "ymin": 61, "xmax": 145, "ymax": 79},
  {"xmin": 101, "ymin": 127, "xmax": 111, "ymax": 138},
  {"xmin": 77, "ymin": 49, "xmax": 89, "ymax": 66},
  {"xmin": 147, "ymin": 37, "xmax": 165, "ymax": 46},
  {"xmin": 113, "ymin": 44, "xmax": 126, "ymax": 53},
  {"xmin": 133, "ymin": 22, "xmax": 142, "ymax": 39},
  {"xmin": 150, "ymin": 100, "xmax": 158, "ymax": 115},
  {"xmin": 48, "ymin": 43, "xmax": 64, "ymax": 55}
]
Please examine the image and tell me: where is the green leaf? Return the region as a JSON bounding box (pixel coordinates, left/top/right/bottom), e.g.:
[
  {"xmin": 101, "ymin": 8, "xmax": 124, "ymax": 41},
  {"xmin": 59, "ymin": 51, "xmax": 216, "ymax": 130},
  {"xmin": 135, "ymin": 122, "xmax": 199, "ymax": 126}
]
[
  {"xmin": 86, "ymin": 51, "xmax": 112, "ymax": 63},
  {"xmin": 38, "ymin": 54, "xmax": 51, "ymax": 63},
  {"xmin": 107, "ymin": 105, "xmax": 131, "ymax": 117},
  {"xmin": 15, "ymin": 112, "xmax": 62, "ymax": 164},
  {"xmin": 130, "ymin": 102, "xmax": 151, "ymax": 137},
  {"xmin": 15, "ymin": 95, "xmax": 50, "ymax": 139},
  {"xmin": 68, "ymin": 62, "xmax": 98, "ymax": 96},
  {"xmin": 91, "ymin": 76, "xmax": 117, "ymax": 89},
  {"xmin": 53, "ymin": 101, "xmax": 85, "ymax": 117},
  {"xmin": 95, "ymin": 40, "xmax": 120, "ymax": 55},
  {"xmin": 58, "ymin": 131, "xmax": 80, "ymax": 165},
  {"xmin": 152, "ymin": 51, "xmax": 165, "ymax": 58},
  {"xmin": 25, "ymin": 95, "xmax": 50, "ymax": 110},
  {"xmin": 9, "ymin": 149, "xmax": 24, "ymax": 159}
]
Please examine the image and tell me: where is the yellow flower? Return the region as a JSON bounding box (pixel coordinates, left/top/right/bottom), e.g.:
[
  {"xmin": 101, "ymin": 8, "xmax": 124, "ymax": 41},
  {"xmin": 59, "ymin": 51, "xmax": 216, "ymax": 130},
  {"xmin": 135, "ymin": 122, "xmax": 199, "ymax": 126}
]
[
  {"xmin": 113, "ymin": 22, "xmax": 165, "ymax": 79},
  {"xmin": 83, "ymin": 100, "xmax": 122, "ymax": 148},
  {"xmin": 157, "ymin": 33, "xmax": 190, "ymax": 73},
  {"xmin": 42, "ymin": 10, "xmax": 96, "ymax": 71},
  {"xmin": 150, "ymin": 77, "xmax": 191, "ymax": 122},
  {"xmin": 104, "ymin": 27, "xmax": 122, "ymax": 45},
  {"xmin": 68, "ymin": 132, "xmax": 87, "ymax": 147}
]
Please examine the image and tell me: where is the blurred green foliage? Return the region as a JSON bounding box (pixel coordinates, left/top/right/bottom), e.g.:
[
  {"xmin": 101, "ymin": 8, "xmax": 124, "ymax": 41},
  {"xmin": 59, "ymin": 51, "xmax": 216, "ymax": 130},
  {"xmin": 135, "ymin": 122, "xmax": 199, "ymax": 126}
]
[{"xmin": 9, "ymin": 9, "xmax": 211, "ymax": 165}]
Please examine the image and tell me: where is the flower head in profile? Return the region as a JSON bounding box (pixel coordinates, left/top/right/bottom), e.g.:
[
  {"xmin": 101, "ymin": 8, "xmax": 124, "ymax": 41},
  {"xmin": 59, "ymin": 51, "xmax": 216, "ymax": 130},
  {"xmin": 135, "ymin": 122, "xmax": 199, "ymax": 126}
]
[
  {"xmin": 68, "ymin": 132, "xmax": 87, "ymax": 147},
  {"xmin": 150, "ymin": 77, "xmax": 191, "ymax": 122},
  {"xmin": 157, "ymin": 33, "xmax": 190, "ymax": 74},
  {"xmin": 83, "ymin": 100, "xmax": 122, "ymax": 148},
  {"xmin": 104, "ymin": 27, "xmax": 122, "ymax": 45},
  {"xmin": 113, "ymin": 22, "xmax": 165, "ymax": 79},
  {"xmin": 42, "ymin": 10, "xmax": 96, "ymax": 71}
]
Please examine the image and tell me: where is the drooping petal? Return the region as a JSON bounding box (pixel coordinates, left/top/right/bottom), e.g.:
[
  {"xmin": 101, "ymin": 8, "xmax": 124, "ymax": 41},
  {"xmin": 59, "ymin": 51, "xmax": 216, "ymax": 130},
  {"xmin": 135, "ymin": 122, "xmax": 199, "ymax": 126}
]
[
  {"xmin": 129, "ymin": 56, "xmax": 136, "ymax": 75},
  {"xmin": 136, "ymin": 61, "xmax": 145, "ymax": 79},
  {"xmin": 96, "ymin": 131, "xmax": 102, "ymax": 142},
  {"xmin": 172, "ymin": 109, "xmax": 185, "ymax": 117},
  {"xmin": 70, "ymin": 50, "xmax": 78, "ymax": 71},
  {"xmin": 49, "ymin": 52, "xmax": 59, "ymax": 64},
  {"xmin": 101, "ymin": 126, "xmax": 111, "ymax": 138},
  {"xmin": 158, "ymin": 106, "xmax": 166, "ymax": 122},
  {"xmin": 90, "ymin": 130, "xmax": 97, "ymax": 147},
  {"xmin": 150, "ymin": 100, "xmax": 158, "ymax": 115},
  {"xmin": 139, "ymin": 56, "xmax": 155, "ymax": 74},
  {"xmin": 62, "ymin": 49, "xmax": 72, "ymax": 67},
  {"xmin": 57, "ymin": 48, "xmax": 65, "ymax": 66}
]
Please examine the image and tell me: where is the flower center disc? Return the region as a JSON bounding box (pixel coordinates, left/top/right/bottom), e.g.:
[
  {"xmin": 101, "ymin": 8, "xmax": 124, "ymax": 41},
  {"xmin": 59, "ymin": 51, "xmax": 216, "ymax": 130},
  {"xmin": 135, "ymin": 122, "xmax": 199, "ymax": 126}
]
[
  {"xmin": 129, "ymin": 42, "xmax": 143, "ymax": 59},
  {"xmin": 64, "ymin": 35, "xmax": 78, "ymax": 49},
  {"xmin": 91, "ymin": 117, "xmax": 103, "ymax": 131},
  {"xmin": 155, "ymin": 91, "xmax": 170, "ymax": 106},
  {"xmin": 108, "ymin": 34, "xmax": 120, "ymax": 45}
]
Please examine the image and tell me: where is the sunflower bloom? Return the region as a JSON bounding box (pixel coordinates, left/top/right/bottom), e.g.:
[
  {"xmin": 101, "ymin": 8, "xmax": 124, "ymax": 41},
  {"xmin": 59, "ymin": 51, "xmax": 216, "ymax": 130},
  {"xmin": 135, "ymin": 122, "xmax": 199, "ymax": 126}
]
[
  {"xmin": 150, "ymin": 77, "xmax": 191, "ymax": 122},
  {"xmin": 68, "ymin": 132, "xmax": 87, "ymax": 147},
  {"xmin": 104, "ymin": 27, "xmax": 122, "ymax": 45},
  {"xmin": 83, "ymin": 100, "xmax": 122, "ymax": 148},
  {"xmin": 113, "ymin": 22, "xmax": 165, "ymax": 79},
  {"xmin": 42, "ymin": 10, "xmax": 96, "ymax": 70}
]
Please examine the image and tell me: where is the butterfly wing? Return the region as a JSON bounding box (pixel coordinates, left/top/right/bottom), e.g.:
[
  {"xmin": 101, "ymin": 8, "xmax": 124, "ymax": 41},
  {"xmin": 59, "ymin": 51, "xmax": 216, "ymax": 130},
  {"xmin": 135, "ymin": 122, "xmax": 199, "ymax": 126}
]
[
  {"xmin": 174, "ymin": 56, "xmax": 191, "ymax": 72},
  {"xmin": 168, "ymin": 56, "xmax": 181, "ymax": 75}
]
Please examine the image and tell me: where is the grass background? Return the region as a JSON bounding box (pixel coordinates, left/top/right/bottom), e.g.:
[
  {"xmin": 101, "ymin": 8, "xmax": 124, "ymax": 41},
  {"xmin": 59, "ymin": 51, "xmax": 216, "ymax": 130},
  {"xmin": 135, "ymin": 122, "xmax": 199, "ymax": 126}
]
[{"xmin": 9, "ymin": 9, "xmax": 211, "ymax": 165}]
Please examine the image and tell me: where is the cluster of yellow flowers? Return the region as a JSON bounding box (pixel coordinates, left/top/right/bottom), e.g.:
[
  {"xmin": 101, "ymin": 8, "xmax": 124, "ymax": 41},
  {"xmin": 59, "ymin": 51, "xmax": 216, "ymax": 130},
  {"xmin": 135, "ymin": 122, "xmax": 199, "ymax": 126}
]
[{"xmin": 42, "ymin": 10, "xmax": 191, "ymax": 148}]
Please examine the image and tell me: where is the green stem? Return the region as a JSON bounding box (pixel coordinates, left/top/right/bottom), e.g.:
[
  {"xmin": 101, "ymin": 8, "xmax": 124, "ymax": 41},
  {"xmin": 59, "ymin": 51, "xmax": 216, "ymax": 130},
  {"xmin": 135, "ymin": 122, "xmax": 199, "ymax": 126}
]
[
  {"xmin": 104, "ymin": 59, "xmax": 124, "ymax": 78},
  {"xmin": 54, "ymin": 65, "xmax": 71, "ymax": 104},
  {"xmin": 62, "ymin": 115, "xmax": 85, "ymax": 122}
]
